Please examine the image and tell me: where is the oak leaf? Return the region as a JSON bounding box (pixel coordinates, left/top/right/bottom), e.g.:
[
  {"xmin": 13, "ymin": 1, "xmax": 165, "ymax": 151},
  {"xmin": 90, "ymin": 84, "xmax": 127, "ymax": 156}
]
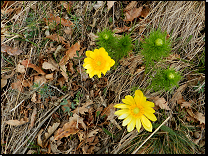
[
  {"xmin": 113, "ymin": 25, "xmax": 130, "ymax": 33},
  {"xmin": 43, "ymin": 13, "xmax": 73, "ymax": 27},
  {"xmin": 124, "ymin": 6, "xmax": 143, "ymax": 22},
  {"xmin": 59, "ymin": 64, "xmax": 68, "ymax": 82},
  {"xmin": 45, "ymin": 123, "xmax": 60, "ymax": 140},
  {"xmin": 21, "ymin": 59, "xmax": 46, "ymax": 75},
  {"xmin": 16, "ymin": 63, "xmax": 26, "ymax": 73},
  {"xmin": 42, "ymin": 61, "xmax": 59, "ymax": 71},
  {"xmin": 1, "ymin": 44, "xmax": 23, "ymax": 55},
  {"xmin": 11, "ymin": 80, "xmax": 23, "ymax": 92},
  {"xmin": 46, "ymin": 34, "xmax": 67, "ymax": 45},
  {"xmin": 72, "ymin": 100, "xmax": 93, "ymax": 115},
  {"xmin": 195, "ymin": 112, "xmax": 205, "ymax": 125},
  {"xmin": 87, "ymin": 129, "xmax": 99, "ymax": 138},
  {"xmin": 59, "ymin": 41, "xmax": 81, "ymax": 65},
  {"xmin": 5, "ymin": 118, "xmax": 28, "ymax": 126},
  {"xmin": 124, "ymin": 1, "xmax": 138, "ymax": 11},
  {"xmin": 153, "ymin": 96, "xmax": 171, "ymax": 110},
  {"xmin": 1, "ymin": 78, "xmax": 7, "ymax": 89},
  {"xmin": 29, "ymin": 107, "xmax": 37, "ymax": 129},
  {"xmin": 180, "ymin": 101, "xmax": 192, "ymax": 109}
]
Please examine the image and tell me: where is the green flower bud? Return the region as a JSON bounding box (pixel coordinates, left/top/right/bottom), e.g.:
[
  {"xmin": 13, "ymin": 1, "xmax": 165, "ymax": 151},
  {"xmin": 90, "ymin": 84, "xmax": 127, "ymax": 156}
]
[
  {"xmin": 168, "ymin": 72, "xmax": 175, "ymax": 80},
  {"xmin": 155, "ymin": 38, "xmax": 163, "ymax": 46},
  {"xmin": 103, "ymin": 34, "xmax": 109, "ymax": 40}
]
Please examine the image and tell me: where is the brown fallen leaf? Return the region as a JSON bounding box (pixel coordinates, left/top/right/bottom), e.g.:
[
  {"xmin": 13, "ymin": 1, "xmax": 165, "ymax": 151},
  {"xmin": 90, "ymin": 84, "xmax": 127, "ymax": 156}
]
[
  {"xmin": 42, "ymin": 61, "xmax": 59, "ymax": 71},
  {"xmin": 21, "ymin": 59, "xmax": 46, "ymax": 75},
  {"xmin": 107, "ymin": 1, "xmax": 116, "ymax": 10},
  {"xmin": 113, "ymin": 25, "xmax": 130, "ymax": 33},
  {"xmin": 72, "ymin": 100, "xmax": 93, "ymax": 115},
  {"xmin": 46, "ymin": 34, "xmax": 67, "ymax": 45},
  {"xmin": 140, "ymin": 5, "xmax": 150, "ymax": 18},
  {"xmin": 152, "ymin": 96, "xmax": 171, "ymax": 110},
  {"xmin": 1, "ymin": 44, "xmax": 23, "ymax": 55},
  {"xmin": 59, "ymin": 41, "xmax": 81, "ymax": 65},
  {"xmin": 45, "ymin": 73, "xmax": 54, "ymax": 80},
  {"xmin": 16, "ymin": 63, "xmax": 26, "ymax": 73},
  {"xmin": 5, "ymin": 118, "xmax": 28, "ymax": 126},
  {"xmin": 124, "ymin": 6, "xmax": 143, "ymax": 22},
  {"xmin": 29, "ymin": 107, "xmax": 37, "ymax": 129},
  {"xmin": 87, "ymin": 129, "xmax": 99, "ymax": 138},
  {"xmin": 33, "ymin": 75, "xmax": 47, "ymax": 84},
  {"xmin": 195, "ymin": 112, "xmax": 205, "ymax": 125},
  {"xmin": 59, "ymin": 64, "xmax": 69, "ymax": 82},
  {"xmin": 1, "ymin": 78, "xmax": 7, "ymax": 89},
  {"xmin": 11, "ymin": 80, "xmax": 23, "ymax": 92},
  {"xmin": 45, "ymin": 123, "xmax": 60, "ymax": 140},
  {"xmin": 43, "ymin": 13, "xmax": 74, "ymax": 27},
  {"xmin": 180, "ymin": 101, "xmax": 192, "ymax": 109},
  {"xmin": 124, "ymin": 1, "xmax": 138, "ymax": 12},
  {"xmin": 37, "ymin": 129, "xmax": 44, "ymax": 148}
]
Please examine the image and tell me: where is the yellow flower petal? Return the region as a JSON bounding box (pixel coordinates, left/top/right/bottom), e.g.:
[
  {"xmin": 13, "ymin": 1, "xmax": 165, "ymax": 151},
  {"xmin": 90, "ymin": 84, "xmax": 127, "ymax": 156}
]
[
  {"xmin": 135, "ymin": 90, "xmax": 144, "ymax": 98},
  {"xmin": 122, "ymin": 115, "xmax": 133, "ymax": 126},
  {"xmin": 118, "ymin": 112, "xmax": 130, "ymax": 119},
  {"xmin": 114, "ymin": 104, "xmax": 130, "ymax": 108},
  {"xmin": 144, "ymin": 112, "xmax": 157, "ymax": 121},
  {"xmin": 142, "ymin": 101, "xmax": 154, "ymax": 108},
  {"xmin": 114, "ymin": 109, "xmax": 125, "ymax": 115},
  {"xmin": 142, "ymin": 121, "xmax": 153, "ymax": 132},
  {"xmin": 144, "ymin": 107, "xmax": 155, "ymax": 113},
  {"xmin": 141, "ymin": 115, "xmax": 152, "ymax": 128},
  {"xmin": 122, "ymin": 95, "xmax": 135, "ymax": 105},
  {"xmin": 86, "ymin": 51, "xmax": 92, "ymax": 57},
  {"xmin": 136, "ymin": 118, "xmax": 142, "ymax": 132},
  {"xmin": 127, "ymin": 118, "xmax": 136, "ymax": 132}
]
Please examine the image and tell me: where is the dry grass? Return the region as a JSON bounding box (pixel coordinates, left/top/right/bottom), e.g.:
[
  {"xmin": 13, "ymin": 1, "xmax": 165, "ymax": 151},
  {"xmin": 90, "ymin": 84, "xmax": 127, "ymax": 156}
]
[{"xmin": 1, "ymin": 1, "xmax": 205, "ymax": 154}]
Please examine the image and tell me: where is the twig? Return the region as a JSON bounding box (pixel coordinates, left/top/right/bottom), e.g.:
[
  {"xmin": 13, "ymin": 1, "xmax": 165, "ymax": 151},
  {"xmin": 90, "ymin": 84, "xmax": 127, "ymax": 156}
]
[{"xmin": 132, "ymin": 116, "xmax": 171, "ymax": 154}]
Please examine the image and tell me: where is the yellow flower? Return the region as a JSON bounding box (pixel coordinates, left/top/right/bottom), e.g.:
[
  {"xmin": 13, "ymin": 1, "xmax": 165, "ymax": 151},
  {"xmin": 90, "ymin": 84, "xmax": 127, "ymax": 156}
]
[
  {"xmin": 83, "ymin": 47, "xmax": 115, "ymax": 78},
  {"xmin": 114, "ymin": 90, "xmax": 157, "ymax": 132}
]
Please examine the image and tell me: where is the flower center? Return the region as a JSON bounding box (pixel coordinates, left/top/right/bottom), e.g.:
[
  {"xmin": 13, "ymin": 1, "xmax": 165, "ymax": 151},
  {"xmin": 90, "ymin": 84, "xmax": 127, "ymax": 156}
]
[
  {"xmin": 97, "ymin": 61, "xmax": 101, "ymax": 66},
  {"xmin": 168, "ymin": 73, "xmax": 175, "ymax": 79},
  {"xmin": 133, "ymin": 107, "xmax": 140, "ymax": 114},
  {"xmin": 155, "ymin": 38, "xmax": 163, "ymax": 46}
]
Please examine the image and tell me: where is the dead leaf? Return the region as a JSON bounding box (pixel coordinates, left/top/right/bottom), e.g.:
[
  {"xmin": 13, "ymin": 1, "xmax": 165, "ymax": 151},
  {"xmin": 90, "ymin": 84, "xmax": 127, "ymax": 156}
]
[
  {"xmin": 16, "ymin": 63, "xmax": 26, "ymax": 73},
  {"xmin": 1, "ymin": 1, "xmax": 16, "ymax": 8},
  {"xmin": 45, "ymin": 123, "xmax": 60, "ymax": 140},
  {"xmin": 1, "ymin": 78, "xmax": 7, "ymax": 89},
  {"xmin": 195, "ymin": 112, "xmax": 205, "ymax": 125},
  {"xmin": 57, "ymin": 76, "xmax": 65, "ymax": 88},
  {"xmin": 46, "ymin": 34, "xmax": 67, "ymax": 45},
  {"xmin": 88, "ymin": 32, "xmax": 98, "ymax": 42},
  {"xmin": 107, "ymin": 1, "xmax": 116, "ymax": 10},
  {"xmin": 1, "ymin": 44, "xmax": 23, "ymax": 55},
  {"xmin": 67, "ymin": 62, "xmax": 74, "ymax": 74},
  {"xmin": 21, "ymin": 59, "xmax": 46, "ymax": 75},
  {"xmin": 43, "ymin": 13, "xmax": 74, "ymax": 27},
  {"xmin": 59, "ymin": 64, "xmax": 68, "ymax": 82},
  {"xmin": 37, "ymin": 129, "xmax": 44, "ymax": 148},
  {"xmin": 53, "ymin": 120, "xmax": 79, "ymax": 141},
  {"xmin": 113, "ymin": 25, "xmax": 130, "ymax": 33},
  {"xmin": 87, "ymin": 129, "xmax": 99, "ymax": 138},
  {"xmin": 42, "ymin": 61, "xmax": 59, "ymax": 71},
  {"xmin": 72, "ymin": 100, "xmax": 93, "ymax": 115},
  {"xmin": 124, "ymin": 6, "xmax": 143, "ymax": 22},
  {"xmin": 31, "ymin": 92, "xmax": 37, "ymax": 103},
  {"xmin": 124, "ymin": 1, "xmax": 138, "ymax": 11},
  {"xmin": 29, "ymin": 107, "xmax": 37, "ymax": 129},
  {"xmin": 5, "ymin": 118, "xmax": 28, "ymax": 126},
  {"xmin": 93, "ymin": 1, "xmax": 104, "ymax": 10},
  {"xmin": 34, "ymin": 75, "xmax": 47, "ymax": 84},
  {"xmin": 61, "ymin": 1, "xmax": 72, "ymax": 13},
  {"xmin": 141, "ymin": 5, "xmax": 150, "ymax": 18},
  {"xmin": 45, "ymin": 73, "xmax": 54, "ymax": 80},
  {"xmin": 153, "ymin": 96, "xmax": 171, "ymax": 110},
  {"xmin": 77, "ymin": 131, "xmax": 85, "ymax": 141},
  {"xmin": 11, "ymin": 80, "xmax": 23, "ymax": 92},
  {"xmin": 180, "ymin": 101, "xmax": 192, "ymax": 109},
  {"xmin": 59, "ymin": 41, "xmax": 81, "ymax": 65}
]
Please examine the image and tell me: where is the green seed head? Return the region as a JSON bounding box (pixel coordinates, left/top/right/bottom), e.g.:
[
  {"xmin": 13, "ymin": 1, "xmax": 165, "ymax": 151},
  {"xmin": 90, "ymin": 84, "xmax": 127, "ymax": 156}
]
[
  {"xmin": 103, "ymin": 34, "xmax": 109, "ymax": 40},
  {"xmin": 155, "ymin": 38, "xmax": 163, "ymax": 46},
  {"xmin": 168, "ymin": 72, "xmax": 175, "ymax": 80}
]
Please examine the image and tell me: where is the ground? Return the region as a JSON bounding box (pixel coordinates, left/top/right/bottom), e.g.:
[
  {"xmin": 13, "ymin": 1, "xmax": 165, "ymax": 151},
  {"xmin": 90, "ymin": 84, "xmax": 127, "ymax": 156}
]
[{"xmin": 1, "ymin": 1, "xmax": 205, "ymax": 154}]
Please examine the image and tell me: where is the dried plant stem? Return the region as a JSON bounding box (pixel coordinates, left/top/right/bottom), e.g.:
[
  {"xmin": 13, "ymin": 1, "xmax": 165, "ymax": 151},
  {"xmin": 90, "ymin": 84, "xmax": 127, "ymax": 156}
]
[{"xmin": 132, "ymin": 116, "xmax": 171, "ymax": 154}]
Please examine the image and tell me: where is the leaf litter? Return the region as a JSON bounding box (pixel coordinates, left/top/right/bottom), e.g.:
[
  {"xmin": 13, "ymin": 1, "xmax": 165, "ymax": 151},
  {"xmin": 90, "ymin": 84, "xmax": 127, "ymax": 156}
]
[{"xmin": 1, "ymin": 1, "xmax": 205, "ymax": 154}]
